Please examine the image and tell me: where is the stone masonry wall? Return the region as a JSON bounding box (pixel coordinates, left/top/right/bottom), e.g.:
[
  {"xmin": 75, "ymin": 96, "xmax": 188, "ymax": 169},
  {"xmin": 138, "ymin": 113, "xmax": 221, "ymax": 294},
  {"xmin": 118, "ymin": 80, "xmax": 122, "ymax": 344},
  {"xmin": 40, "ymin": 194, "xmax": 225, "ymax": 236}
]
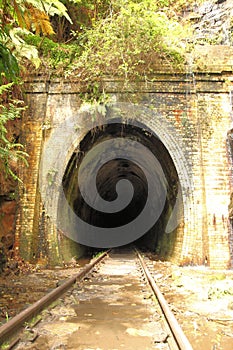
[{"xmin": 17, "ymin": 56, "xmax": 233, "ymax": 268}]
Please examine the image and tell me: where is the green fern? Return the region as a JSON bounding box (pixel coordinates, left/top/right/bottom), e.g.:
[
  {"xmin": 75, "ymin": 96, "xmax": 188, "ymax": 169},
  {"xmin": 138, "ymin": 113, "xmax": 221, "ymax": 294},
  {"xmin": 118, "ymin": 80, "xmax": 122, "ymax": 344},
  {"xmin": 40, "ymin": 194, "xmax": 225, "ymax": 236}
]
[{"xmin": 0, "ymin": 84, "xmax": 28, "ymax": 182}]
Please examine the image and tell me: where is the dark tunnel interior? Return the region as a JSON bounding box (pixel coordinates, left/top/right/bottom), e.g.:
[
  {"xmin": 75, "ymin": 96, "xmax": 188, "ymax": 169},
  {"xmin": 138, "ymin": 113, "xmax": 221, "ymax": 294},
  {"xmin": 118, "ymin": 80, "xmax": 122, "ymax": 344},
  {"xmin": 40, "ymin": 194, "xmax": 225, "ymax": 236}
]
[{"xmin": 60, "ymin": 120, "xmax": 183, "ymax": 258}]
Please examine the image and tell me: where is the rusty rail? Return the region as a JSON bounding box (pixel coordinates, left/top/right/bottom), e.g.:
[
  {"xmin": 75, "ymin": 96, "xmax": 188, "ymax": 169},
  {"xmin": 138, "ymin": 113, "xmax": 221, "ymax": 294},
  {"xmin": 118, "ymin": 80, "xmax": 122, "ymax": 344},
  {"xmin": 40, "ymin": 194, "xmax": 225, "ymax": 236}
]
[
  {"xmin": 136, "ymin": 249, "xmax": 193, "ymax": 350},
  {"xmin": 0, "ymin": 250, "xmax": 109, "ymax": 345}
]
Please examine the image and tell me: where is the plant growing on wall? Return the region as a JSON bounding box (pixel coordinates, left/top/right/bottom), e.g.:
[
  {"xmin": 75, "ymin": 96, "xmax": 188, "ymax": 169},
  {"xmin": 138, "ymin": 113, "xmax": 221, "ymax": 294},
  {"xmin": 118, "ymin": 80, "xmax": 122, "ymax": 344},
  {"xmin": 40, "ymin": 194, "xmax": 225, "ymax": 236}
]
[
  {"xmin": 0, "ymin": 83, "xmax": 28, "ymax": 181},
  {"xmin": 64, "ymin": 0, "xmax": 192, "ymax": 102},
  {"xmin": 0, "ymin": 0, "xmax": 72, "ymax": 180}
]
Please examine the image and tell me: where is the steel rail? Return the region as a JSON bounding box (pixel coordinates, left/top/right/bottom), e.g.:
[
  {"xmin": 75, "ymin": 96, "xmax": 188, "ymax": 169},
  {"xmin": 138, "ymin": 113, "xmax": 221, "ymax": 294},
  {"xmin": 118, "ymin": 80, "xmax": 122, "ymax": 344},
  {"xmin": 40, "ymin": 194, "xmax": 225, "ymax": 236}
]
[
  {"xmin": 0, "ymin": 250, "xmax": 109, "ymax": 345},
  {"xmin": 136, "ymin": 249, "xmax": 193, "ymax": 350}
]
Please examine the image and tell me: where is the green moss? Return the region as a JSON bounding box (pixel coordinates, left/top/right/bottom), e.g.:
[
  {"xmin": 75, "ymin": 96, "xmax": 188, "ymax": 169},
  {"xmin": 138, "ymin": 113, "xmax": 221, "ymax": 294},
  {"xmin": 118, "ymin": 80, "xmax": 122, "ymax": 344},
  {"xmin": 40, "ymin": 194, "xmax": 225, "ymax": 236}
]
[
  {"xmin": 24, "ymin": 34, "xmax": 82, "ymax": 70},
  {"xmin": 208, "ymin": 285, "xmax": 233, "ymax": 300},
  {"xmin": 208, "ymin": 273, "xmax": 226, "ymax": 281},
  {"xmin": 1, "ymin": 342, "xmax": 10, "ymax": 350}
]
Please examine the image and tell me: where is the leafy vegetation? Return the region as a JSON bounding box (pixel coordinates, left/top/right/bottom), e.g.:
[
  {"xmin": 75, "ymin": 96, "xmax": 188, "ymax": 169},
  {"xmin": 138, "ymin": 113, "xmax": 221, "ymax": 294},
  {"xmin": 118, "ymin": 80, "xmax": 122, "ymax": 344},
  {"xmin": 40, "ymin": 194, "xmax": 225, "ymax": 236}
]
[
  {"xmin": 70, "ymin": 1, "xmax": 190, "ymax": 77},
  {"xmin": 24, "ymin": 33, "xmax": 81, "ymax": 71},
  {"xmin": 0, "ymin": 0, "xmax": 206, "ymax": 179},
  {"xmin": 19, "ymin": 0, "xmax": 196, "ymax": 105},
  {"xmin": 0, "ymin": 0, "xmax": 71, "ymax": 180},
  {"xmin": 0, "ymin": 83, "xmax": 28, "ymax": 181},
  {"xmin": 0, "ymin": 0, "xmax": 72, "ymax": 77},
  {"xmin": 0, "ymin": 42, "xmax": 19, "ymax": 83},
  {"xmin": 1, "ymin": 0, "xmax": 204, "ymax": 82}
]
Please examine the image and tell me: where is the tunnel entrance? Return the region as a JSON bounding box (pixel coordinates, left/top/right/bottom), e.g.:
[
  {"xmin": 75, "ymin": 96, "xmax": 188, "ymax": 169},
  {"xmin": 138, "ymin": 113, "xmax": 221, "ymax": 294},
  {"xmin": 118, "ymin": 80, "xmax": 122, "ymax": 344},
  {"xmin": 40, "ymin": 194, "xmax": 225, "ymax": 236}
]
[{"xmin": 59, "ymin": 120, "xmax": 183, "ymax": 258}]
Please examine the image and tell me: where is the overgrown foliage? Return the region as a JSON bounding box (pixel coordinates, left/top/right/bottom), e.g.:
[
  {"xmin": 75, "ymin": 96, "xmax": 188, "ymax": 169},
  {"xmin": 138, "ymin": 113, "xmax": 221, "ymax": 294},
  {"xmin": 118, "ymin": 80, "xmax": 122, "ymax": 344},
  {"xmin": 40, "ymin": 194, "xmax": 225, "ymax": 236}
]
[
  {"xmin": 24, "ymin": 33, "xmax": 81, "ymax": 71},
  {"xmin": 0, "ymin": 83, "xmax": 28, "ymax": 181},
  {"xmin": 23, "ymin": 1, "xmax": 194, "ymax": 84},
  {"xmin": 0, "ymin": 42, "xmax": 19, "ymax": 83},
  {"xmin": 0, "ymin": 0, "xmax": 71, "ymax": 180},
  {"xmin": 0, "ymin": 0, "xmax": 72, "ymax": 79},
  {"xmin": 0, "ymin": 0, "xmax": 208, "ymax": 179},
  {"xmin": 70, "ymin": 1, "xmax": 190, "ymax": 77},
  {"xmin": 1, "ymin": 0, "xmax": 206, "ymax": 81}
]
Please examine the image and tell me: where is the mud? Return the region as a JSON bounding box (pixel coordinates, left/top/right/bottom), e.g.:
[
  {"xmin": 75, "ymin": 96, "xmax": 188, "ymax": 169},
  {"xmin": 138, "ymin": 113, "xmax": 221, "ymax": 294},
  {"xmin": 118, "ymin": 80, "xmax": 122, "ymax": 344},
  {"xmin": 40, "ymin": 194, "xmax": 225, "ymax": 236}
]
[
  {"xmin": 12, "ymin": 252, "xmax": 169, "ymax": 350},
  {"xmin": 1, "ymin": 252, "xmax": 233, "ymax": 349}
]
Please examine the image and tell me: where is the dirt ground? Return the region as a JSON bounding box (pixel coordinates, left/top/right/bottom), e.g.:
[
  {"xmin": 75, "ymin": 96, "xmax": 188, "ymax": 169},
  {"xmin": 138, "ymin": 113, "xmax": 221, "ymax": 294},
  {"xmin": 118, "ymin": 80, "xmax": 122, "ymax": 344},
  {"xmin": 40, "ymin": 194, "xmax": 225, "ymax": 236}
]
[
  {"xmin": 0, "ymin": 258, "xmax": 90, "ymax": 324},
  {"xmin": 150, "ymin": 258, "xmax": 233, "ymax": 350},
  {"xmin": 1, "ymin": 255, "xmax": 233, "ymax": 349}
]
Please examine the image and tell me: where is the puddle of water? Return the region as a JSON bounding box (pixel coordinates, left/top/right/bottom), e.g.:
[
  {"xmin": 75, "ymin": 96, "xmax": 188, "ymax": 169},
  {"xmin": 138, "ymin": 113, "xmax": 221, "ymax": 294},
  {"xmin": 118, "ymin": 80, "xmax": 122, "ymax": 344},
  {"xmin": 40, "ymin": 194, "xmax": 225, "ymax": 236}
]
[
  {"xmin": 61, "ymin": 255, "xmax": 163, "ymax": 350},
  {"xmin": 24, "ymin": 253, "xmax": 164, "ymax": 350}
]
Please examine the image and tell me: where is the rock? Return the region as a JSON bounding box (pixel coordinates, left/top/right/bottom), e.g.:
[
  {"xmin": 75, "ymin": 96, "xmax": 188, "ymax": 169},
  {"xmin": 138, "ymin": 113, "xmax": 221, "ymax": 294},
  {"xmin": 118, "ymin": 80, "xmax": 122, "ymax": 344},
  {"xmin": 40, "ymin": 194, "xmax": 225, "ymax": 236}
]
[
  {"xmin": 6, "ymin": 261, "xmax": 19, "ymax": 270},
  {"xmin": 192, "ymin": 0, "xmax": 233, "ymax": 45},
  {"xmin": 215, "ymin": 0, "xmax": 227, "ymax": 4},
  {"xmin": 0, "ymin": 200, "xmax": 17, "ymax": 255}
]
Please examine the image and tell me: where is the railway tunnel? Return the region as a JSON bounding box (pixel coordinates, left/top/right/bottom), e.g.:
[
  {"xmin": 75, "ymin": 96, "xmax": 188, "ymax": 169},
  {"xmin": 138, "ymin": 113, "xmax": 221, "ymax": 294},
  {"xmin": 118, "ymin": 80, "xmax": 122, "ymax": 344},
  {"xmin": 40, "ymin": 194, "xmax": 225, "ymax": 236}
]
[
  {"xmin": 57, "ymin": 120, "xmax": 183, "ymax": 259},
  {"xmin": 16, "ymin": 67, "xmax": 233, "ymax": 268}
]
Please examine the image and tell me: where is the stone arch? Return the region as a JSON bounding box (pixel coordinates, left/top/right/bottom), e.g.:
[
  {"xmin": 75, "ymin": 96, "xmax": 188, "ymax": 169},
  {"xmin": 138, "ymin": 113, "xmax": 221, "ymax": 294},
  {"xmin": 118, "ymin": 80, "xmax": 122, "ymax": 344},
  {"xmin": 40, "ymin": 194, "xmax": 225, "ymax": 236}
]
[{"xmin": 40, "ymin": 103, "xmax": 197, "ymax": 262}]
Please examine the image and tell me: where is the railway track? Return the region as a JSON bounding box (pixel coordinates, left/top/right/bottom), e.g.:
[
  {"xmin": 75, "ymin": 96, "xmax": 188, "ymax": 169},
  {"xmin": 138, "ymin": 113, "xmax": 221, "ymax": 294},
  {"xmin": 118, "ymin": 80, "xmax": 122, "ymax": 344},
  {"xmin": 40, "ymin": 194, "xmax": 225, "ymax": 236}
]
[{"xmin": 0, "ymin": 247, "xmax": 193, "ymax": 350}]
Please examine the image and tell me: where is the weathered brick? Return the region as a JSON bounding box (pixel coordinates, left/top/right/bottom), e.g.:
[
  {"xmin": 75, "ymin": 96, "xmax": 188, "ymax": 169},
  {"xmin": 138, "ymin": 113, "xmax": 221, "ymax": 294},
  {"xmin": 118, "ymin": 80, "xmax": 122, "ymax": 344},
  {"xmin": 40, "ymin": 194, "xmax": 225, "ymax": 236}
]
[{"xmin": 16, "ymin": 66, "xmax": 233, "ymax": 268}]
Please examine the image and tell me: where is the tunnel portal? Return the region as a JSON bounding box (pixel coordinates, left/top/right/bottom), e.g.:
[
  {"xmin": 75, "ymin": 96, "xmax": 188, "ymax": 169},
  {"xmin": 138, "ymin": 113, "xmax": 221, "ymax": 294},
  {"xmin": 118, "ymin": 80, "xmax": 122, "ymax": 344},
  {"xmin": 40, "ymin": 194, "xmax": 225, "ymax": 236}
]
[
  {"xmin": 59, "ymin": 121, "xmax": 182, "ymax": 257},
  {"xmin": 17, "ymin": 69, "xmax": 233, "ymax": 268}
]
